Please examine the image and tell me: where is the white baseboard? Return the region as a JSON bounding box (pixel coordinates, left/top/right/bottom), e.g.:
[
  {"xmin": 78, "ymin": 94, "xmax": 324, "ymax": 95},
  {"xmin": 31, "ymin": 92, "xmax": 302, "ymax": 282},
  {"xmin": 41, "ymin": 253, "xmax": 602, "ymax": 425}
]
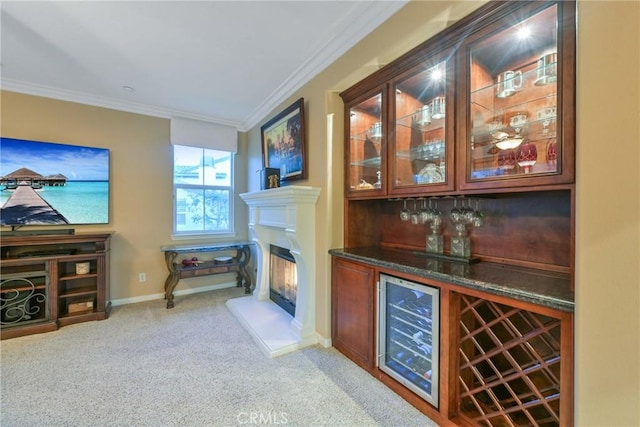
[
  {"xmin": 316, "ymin": 333, "xmax": 332, "ymax": 348},
  {"xmin": 110, "ymin": 281, "xmax": 237, "ymax": 307}
]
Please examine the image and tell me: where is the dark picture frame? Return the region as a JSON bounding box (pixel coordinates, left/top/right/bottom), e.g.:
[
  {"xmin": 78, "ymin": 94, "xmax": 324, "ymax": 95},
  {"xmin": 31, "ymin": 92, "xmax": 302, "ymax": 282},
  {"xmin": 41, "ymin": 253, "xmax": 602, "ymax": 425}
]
[{"xmin": 261, "ymin": 98, "xmax": 306, "ymax": 184}]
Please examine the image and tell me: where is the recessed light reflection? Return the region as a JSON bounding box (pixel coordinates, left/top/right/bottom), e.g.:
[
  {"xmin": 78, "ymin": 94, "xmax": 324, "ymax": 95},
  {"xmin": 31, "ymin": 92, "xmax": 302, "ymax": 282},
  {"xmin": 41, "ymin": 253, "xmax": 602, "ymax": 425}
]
[
  {"xmin": 430, "ymin": 69, "xmax": 443, "ymax": 82},
  {"xmin": 517, "ymin": 26, "xmax": 532, "ymax": 40}
]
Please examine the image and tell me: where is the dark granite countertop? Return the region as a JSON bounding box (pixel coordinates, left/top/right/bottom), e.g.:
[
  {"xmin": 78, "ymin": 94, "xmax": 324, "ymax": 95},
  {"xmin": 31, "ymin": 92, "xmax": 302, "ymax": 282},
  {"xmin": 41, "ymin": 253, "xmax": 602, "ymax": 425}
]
[{"xmin": 329, "ymin": 247, "xmax": 574, "ymax": 312}]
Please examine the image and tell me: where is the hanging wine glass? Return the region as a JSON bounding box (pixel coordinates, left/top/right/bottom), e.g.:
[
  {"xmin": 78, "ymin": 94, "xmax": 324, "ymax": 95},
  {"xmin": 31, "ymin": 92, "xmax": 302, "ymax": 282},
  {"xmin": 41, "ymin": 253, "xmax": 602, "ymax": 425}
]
[
  {"xmin": 428, "ymin": 198, "xmax": 437, "ymax": 223},
  {"xmin": 400, "ymin": 199, "xmax": 410, "ymax": 221},
  {"xmin": 431, "ymin": 198, "xmax": 441, "ymax": 222},
  {"xmin": 410, "ymin": 199, "xmax": 421, "ymax": 225},
  {"xmin": 426, "ymin": 198, "xmax": 443, "ymax": 254},
  {"xmin": 449, "ymin": 197, "xmax": 462, "ymax": 225},
  {"xmin": 473, "ymin": 200, "xmax": 484, "ymax": 228},
  {"xmin": 461, "ymin": 197, "xmax": 475, "ymax": 225},
  {"xmin": 420, "ymin": 198, "xmax": 431, "ymax": 224}
]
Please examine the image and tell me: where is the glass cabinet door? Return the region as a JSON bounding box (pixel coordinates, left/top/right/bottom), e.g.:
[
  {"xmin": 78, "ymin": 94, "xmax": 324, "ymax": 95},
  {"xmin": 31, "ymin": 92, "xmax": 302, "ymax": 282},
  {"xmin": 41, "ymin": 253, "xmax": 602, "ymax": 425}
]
[
  {"xmin": 391, "ymin": 58, "xmax": 454, "ymax": 195},
  {"xmin": 346, "ymin": 89, "xmax": 385, "ymax": 196},
  {"xmin": 459, "ymin": 2, "xmax": 575, "ymax": 189}
]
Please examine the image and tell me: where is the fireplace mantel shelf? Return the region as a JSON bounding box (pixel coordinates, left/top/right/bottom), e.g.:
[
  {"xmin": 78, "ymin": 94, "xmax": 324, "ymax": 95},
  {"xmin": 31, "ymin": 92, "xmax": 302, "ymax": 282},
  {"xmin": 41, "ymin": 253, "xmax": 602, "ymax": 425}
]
[{"xmin": 239, "ymin": 186, "xmax": 321, "ymax": 206}]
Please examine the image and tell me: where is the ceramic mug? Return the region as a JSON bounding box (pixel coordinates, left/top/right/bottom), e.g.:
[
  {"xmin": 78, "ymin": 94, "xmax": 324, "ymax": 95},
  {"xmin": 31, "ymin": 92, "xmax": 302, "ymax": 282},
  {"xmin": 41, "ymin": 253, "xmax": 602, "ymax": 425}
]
[
  {"xmin": 535, "ymin": 52, "xmax": 558, "ymax": 86},
  {"xmin": 416, "ymin": 105, "xmax": 431, "ymax": 126},
  {"xmin": 369, "ymin": 121, "xmax": 382, "ymax": 138},
  {"xmin": 496, "ymin": 70, "xmax": 523, "ymax": 98},
  {"xmin": 430, "ymin": 96, "xmax": 446, "ymax": 119}
]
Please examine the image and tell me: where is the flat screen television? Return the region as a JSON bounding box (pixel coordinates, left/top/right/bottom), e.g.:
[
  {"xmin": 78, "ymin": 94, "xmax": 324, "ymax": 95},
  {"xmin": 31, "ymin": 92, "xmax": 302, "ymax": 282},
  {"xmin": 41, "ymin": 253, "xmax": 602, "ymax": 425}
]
[{"xmin": 0, "ymin": 137, "xmax": 110, "ymax": 229}]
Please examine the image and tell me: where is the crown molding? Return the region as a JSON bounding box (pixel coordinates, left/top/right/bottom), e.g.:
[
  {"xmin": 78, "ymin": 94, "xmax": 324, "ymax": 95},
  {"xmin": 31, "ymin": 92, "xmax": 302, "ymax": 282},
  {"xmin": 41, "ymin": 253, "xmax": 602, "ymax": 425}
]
[{"xmin": 0, "ymin": 78, "xmax": 243, "ymax": 129}]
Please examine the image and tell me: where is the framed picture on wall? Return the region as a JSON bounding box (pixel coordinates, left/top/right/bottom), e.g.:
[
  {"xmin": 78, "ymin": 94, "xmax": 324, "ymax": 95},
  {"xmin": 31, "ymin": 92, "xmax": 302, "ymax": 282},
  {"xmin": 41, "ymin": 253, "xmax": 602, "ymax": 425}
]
[{"xmin": 261, "ymin": 98, "xmax": 306, "ymax": 184}]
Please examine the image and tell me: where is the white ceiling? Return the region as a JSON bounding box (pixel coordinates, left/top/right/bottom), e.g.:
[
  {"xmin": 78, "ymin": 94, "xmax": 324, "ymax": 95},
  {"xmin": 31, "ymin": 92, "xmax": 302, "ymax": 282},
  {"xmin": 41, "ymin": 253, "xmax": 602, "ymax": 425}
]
[{"xmin": 1, "ymin": 1, "xmax": 407, "ymax": 131}]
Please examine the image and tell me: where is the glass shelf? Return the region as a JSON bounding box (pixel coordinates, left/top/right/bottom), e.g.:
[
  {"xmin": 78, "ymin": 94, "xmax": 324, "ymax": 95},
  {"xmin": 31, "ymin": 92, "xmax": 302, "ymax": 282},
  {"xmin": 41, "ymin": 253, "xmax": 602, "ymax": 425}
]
[
  {"xmin": 349, "ymin": 157, "xmax": 382, "ymax": 168},
  {"xmin": 471, "ymin": 92, "xmax": 556, "ymax": 118},
  {"xmin": 395, "ymin": 141, "xmax": 445, "ymax": 162},
  {"xmin": 396, "ymin": 112, "xmax": 446, "ymax": 131},
  {"xmin": 471, "ymin": 62, "xmax": 557, "ymax": 96},
  {"xmin": 350, "ymin": 133, "xmax": 382, "ymax": 143}
]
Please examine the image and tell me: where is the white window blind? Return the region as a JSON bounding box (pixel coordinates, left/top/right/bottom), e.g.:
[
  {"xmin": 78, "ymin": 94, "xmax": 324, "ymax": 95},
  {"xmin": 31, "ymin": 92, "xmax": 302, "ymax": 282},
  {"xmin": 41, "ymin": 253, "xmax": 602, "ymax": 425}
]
[{"xmin": 170, "ymin": 117, "xmax": 237, "ymax": 153}]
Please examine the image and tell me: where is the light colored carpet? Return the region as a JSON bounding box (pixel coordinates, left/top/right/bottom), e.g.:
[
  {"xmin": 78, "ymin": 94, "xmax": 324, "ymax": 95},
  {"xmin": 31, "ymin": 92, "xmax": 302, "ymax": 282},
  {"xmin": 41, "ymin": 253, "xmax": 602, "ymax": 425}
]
[{"xmin": 1, "ymin": 287, "xmax": 437, "ymax": 426}]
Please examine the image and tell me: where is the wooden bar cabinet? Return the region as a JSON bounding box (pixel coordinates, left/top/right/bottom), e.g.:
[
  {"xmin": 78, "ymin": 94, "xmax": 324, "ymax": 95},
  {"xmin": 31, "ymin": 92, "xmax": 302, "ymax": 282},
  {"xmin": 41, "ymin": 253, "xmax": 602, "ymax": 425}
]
[{"xmin": 332, "ymin": 1, "xmax": 576, "ymax": 425}]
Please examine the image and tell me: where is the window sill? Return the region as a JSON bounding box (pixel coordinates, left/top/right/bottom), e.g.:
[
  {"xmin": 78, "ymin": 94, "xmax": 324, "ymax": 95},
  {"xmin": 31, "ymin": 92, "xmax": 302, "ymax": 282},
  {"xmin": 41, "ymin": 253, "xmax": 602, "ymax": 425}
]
[{"xmin": 171, "ymin": 232, "xmax": 237, "ymax": 241}]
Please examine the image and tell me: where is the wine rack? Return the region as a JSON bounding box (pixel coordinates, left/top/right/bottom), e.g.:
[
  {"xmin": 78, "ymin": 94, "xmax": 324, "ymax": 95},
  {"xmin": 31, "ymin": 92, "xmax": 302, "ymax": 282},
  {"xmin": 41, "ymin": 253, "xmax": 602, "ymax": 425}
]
[{"xmin": 457, "ymin": 293, "xmax": 563, "ymax": 426}]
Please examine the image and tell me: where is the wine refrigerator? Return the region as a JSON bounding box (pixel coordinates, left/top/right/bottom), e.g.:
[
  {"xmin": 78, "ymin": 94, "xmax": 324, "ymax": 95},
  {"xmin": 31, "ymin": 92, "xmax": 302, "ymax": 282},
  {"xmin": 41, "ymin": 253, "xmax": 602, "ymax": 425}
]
[{"xmin": 378, "ymin": 273, "xmax": 440, "ymax": 408}]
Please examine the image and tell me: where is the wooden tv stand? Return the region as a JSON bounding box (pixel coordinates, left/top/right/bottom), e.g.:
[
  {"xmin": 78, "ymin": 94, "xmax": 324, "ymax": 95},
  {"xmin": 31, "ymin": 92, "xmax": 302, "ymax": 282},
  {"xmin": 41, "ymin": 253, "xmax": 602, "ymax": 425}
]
[
  {"xmin": 161, "ymin": 241, "xmax": 253, "ymax": 308},
  {"xmin": 0, "ymin": 232, "xmax": 113, "ymax": 340}
]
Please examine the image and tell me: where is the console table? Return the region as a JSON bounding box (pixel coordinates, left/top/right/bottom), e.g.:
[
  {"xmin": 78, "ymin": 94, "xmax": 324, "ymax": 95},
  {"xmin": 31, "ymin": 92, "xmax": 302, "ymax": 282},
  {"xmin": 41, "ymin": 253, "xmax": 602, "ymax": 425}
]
[{"xmin": 161, "ymin": 242, "xmax": 253, "ymax": 308}]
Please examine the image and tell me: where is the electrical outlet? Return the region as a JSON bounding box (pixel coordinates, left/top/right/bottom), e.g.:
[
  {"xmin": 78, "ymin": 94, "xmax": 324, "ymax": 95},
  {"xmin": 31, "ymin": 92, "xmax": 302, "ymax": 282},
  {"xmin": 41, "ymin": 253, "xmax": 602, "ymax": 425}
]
[{"xmin": 138, "ymin": 272, "xmax": 146, "ymax": 283}]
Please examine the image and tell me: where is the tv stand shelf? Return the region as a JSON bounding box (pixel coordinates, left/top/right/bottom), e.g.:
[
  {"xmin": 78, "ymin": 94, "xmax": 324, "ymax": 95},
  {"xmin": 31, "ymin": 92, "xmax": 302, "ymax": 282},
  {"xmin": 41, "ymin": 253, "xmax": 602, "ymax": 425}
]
[{"xmin": 0, "ymin": 232, "xmax": 113, "ymax": 339}]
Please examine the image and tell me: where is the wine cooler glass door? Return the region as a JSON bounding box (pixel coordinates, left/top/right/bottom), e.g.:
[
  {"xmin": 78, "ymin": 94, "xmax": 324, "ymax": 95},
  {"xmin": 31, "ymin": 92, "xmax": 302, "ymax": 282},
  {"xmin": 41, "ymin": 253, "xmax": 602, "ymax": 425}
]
[{"xmin": 378, "ymin": 274, "xmax": 440, "ymax": 408}]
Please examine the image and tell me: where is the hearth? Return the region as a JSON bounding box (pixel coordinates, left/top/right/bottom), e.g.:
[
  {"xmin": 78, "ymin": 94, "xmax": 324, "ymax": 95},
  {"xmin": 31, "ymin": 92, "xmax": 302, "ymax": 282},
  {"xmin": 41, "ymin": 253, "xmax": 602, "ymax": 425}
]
[{"xmin": 269, "ymin": 245, "xmax": 297, "ymax": 317}]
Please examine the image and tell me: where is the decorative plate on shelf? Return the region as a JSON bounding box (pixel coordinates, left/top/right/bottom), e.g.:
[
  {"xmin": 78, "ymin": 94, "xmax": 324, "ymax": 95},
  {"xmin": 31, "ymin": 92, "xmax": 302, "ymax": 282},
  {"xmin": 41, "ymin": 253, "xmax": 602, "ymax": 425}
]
[{"xmin": 418, "ymin": 164, "xmax": 444, "ymax": 184}]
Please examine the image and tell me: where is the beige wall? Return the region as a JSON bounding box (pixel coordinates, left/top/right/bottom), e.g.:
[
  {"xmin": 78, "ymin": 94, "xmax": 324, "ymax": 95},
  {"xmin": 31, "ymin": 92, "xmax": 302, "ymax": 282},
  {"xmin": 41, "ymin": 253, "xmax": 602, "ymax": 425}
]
[
  {"xmin": 574, "ymin": 1, "xmax": 640, "ymax": 425},
  {"xmin": 2, "ymin": 0, "xmax": 638, "ymax": 423},
  {"xmin": 0, "ymin": 92, "xmax": 249, "ymax": 301},
  {"xmin": 246, "ymin": 0, "xmax": 640, "ymax": 424}
]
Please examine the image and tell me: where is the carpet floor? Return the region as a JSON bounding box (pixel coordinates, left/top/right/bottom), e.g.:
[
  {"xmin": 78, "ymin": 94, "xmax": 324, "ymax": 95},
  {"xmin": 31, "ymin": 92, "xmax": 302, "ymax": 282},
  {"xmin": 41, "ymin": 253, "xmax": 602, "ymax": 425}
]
[{"xmin": 1, "ymin": 287, "xmax": 437, "ymax": 426}]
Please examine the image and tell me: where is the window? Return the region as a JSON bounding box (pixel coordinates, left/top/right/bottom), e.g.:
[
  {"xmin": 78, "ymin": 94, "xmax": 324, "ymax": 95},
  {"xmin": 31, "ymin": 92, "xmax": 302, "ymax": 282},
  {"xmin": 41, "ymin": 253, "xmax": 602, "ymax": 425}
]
[{"xmin": 173, "ymin": 145, "xmax": 234, "ymax": 235}]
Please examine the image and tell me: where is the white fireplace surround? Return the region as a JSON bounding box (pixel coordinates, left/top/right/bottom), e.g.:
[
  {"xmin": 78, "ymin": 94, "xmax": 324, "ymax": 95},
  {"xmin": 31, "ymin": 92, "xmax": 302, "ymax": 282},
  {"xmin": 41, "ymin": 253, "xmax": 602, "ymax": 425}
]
[{"xmin": 226, "ymin": 185, "xmax": 321, "ymax": 357}]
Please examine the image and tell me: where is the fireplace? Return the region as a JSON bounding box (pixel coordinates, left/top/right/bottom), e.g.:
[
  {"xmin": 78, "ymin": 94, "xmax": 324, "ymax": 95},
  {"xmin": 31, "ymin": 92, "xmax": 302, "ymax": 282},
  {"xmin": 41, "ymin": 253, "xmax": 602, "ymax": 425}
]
[
  {"xmin": 227, "ymin": 186, "xmax": 320, "ymax": 358},
  {"xmin": 269, "ymin": 245, "xmax": 297, "ymax": 317}
]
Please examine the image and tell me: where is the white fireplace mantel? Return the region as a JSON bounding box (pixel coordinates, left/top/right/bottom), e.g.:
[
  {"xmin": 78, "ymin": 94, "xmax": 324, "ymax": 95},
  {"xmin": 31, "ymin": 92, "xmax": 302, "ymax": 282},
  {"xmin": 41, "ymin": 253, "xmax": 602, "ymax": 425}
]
[{"xmin": 226, "ymin": 185, "xmax": 320, "ymax": 357}]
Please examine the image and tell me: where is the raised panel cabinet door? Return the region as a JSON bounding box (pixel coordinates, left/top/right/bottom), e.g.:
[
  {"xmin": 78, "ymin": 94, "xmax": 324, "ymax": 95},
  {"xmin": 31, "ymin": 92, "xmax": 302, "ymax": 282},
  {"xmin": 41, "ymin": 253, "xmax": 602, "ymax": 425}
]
[{"xmin": 331, "ymin": 257, "xmax": 376, "ymax": 369}]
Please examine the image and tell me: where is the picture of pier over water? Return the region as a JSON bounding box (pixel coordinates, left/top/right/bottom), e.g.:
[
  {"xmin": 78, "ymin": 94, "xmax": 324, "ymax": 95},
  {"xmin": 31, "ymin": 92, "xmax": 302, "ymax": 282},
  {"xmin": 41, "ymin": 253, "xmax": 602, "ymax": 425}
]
[{"xmin": 0, "ymin": 138, "xmax": 110, "ymax": 227}]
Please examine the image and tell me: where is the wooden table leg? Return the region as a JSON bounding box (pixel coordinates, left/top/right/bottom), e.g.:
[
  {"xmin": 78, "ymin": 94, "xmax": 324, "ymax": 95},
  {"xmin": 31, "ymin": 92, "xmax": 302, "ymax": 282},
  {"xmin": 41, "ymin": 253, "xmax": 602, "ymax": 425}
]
[
  {"xmin": 237, "ymin": 245, "xmax": 252, "ymax": 294},
  {"xmin": 163, "ymin": 251, "xmax": 179, "ymax": 308}
]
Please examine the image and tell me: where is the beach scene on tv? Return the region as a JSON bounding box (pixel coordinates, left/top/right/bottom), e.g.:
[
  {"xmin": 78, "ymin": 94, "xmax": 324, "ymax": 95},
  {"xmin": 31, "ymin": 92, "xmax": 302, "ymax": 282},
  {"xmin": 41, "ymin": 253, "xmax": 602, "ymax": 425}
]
[{"xmin": 0, "ymin": 138, "xmax": 109, "ymax": 227}]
